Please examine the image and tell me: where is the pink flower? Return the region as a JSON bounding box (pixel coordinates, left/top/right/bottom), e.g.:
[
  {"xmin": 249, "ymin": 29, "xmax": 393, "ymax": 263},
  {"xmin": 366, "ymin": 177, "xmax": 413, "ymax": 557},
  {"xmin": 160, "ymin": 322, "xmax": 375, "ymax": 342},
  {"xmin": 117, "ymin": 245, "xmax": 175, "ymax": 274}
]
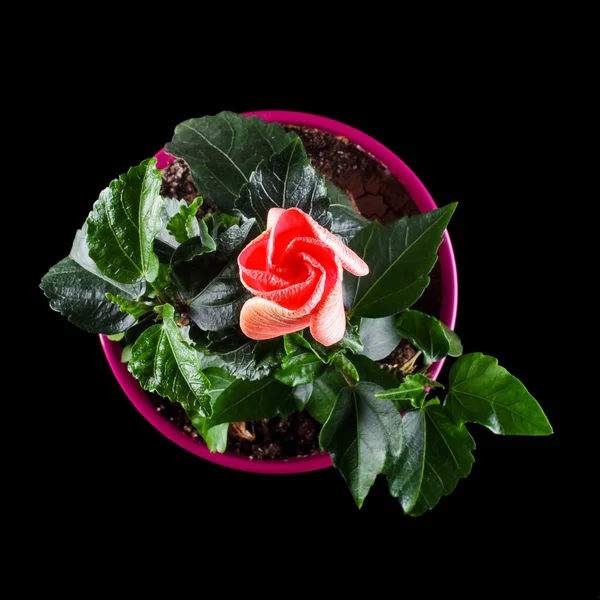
[{"xmin": 237, "ymin": 208, "xmax": 369, "ymax": 346}]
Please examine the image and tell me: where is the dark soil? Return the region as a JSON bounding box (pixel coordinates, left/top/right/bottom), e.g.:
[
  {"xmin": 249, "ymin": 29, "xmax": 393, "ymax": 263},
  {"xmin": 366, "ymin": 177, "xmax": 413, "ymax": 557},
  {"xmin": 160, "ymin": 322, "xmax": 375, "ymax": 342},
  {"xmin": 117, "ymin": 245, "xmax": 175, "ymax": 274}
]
[{"xmin": 151, "ymin": 126, "xmax": 442, "ymax": 460}]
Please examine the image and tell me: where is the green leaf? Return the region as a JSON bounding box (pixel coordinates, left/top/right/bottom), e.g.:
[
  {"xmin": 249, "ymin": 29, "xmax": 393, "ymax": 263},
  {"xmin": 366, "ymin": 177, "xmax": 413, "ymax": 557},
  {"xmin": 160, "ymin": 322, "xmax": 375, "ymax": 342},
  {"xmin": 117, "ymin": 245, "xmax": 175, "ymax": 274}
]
[
  {"xmin": 202, "ymin": 212, "xmax": 240, "ymax": 239},
  {"xmin": 203, "ymin": 366, "xmax": 235, "ymax": 402},
  {"xmin": 283, "ymin": 332, "xmax": 314, "ymax": 355},
  {"xmin": 358, "ymin": 316, "xmax": 402, "ymax": 361},
  {"xmin": 172, "ymin": 220, "xmax": 254, "ymax": 331},
  {"xmin": 40, "ymin": 226, "xmax": 145, "ymax": 334},
  {"xmin": 253, "ymin": 338, "xmax": 286, "ymax": 370},
  {"xmin": 344, "ymin": 204, "xmax": 457, "ymax": 318},
  {"xmin": 197, "ymin": 336, "xmax": 267, "ymax": 381},
  {"xmin": 375, "ymin": 374, "xmax": 443, "ymax": 410},
  {"xmin": 337, "ymin": 323, "xmax": 364, "ymax": 354},
  {"xmin": 305, "ymin": 367, "xmax": 347, "ymax": 424},
  {"xmin": 106, "ymin": 293, "xmax": 151, "ymax": 320},
  {"xmin": 208, "ymin": 377, "xmax": 295, "ymax": 426},
  {"xmin": 446, "ymin": 353, "xmax": 552, "ymax": 435},
  {"xmin": 387, "ymin": 403, "xmax": 475, "ymax": 516},
  {"xmin": 188, "ymin": 366, "xmax": 234, "ymax": 453},
  {"xmin": 396, "ymin": 310, "xmax": 451, "ymax": 365},
  {"xmin": 333, "ymin": 354, "xmax": 360, "ymax": 382},
  {"xmin": 275, "ymin": 352, "xmax": 327, "ymax": 386},
  {"xmin": 236, "ymin": 138, "xmax": 331, "ymax": 230},
  {"xmin": 320, "ymin": 382, "xmax": 403, "ymax": 508},
  {"xmin": 351, "ymin": 355, "xmax": 400, "ymax": 390},
  {"xmin": 128, "ymin": 304, "xmax": 211, "ymax": 416},
  {"xmin": 293, "ymin": 383, "xmax": 313, "ymax": 411},
  {"xmin": 442, "ymin": 323, "xmax": 463, "ymax": 357},
  {"xmin": 86, "ymin": 158, "xmax": 164, "ymax": 284},
  {"xmin": 206, "ymin": 328, "xmax": 249, "ymax": 354},
  {"xmin": 166, "ymin": 196, "xmax": 203, "ymax": 243},
  {"xmin": 327, "ymin": 181, "xmax": 369, "ymax": 245},
  {"xmin": 166, "ymin": 111, "xmax": 297, "ymax": 211}
]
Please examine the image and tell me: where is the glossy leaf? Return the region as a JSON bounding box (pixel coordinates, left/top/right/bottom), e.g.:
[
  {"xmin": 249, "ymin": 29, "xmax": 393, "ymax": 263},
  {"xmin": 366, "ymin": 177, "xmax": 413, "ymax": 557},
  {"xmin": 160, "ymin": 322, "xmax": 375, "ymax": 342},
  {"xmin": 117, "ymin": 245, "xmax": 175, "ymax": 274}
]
[
  {"xmin": 333, "ymin": 354, "xmax": 360, "ymax": 382},
  {"xmin": 207, "ymin": 377, "xmax": 295, "ymax": 426},
  {"xmin": 128, "ymin": 304, "xmax": 211, "ymax": 416},
  {"xmin": 351, "ymin": 355, "xmax": 400, "ymax": 390},
  {"xmin": 320, "ymin": 382, "xmax": 403, "ymax": 508},
  {"xmin": 344, "ymin": 204, "xmax": 456, "ymax": 318},
  {"xmin": 236, "ymin": 138, "xmax": 331, "ymax": 231},
  {"xmin": 105, "ymin": 293, "xmax": 151, "ymax": 320},
  {"xmin": 305, "ymin": 367, "xmax": 347, "ymax": 424},
  {"xmin": 167, "ymin": 196, "xmax": 203, "ymax": 243},
  {"xmin": 337, "ymin": 323, "xmax": 364, "ymax": 353},
  {"xmin": 203, "ymin": 366, "xmax": 235, "ymax": 402},
  {"xmin": 86, "ymin": 158, "xmax": 164, "ymax": 284},
  {"xmin": 446, "ymin": 353, "xmax": 553, "ymax": 435},
  {"xmin": 166, "ymin": 111, "xmax": 297, "ymax": 211},
  {"xmin": 442, "ymin": 323, "xmax": 463, "ymax": 357},
  {"xmin": 387, "ymin": 403, "xmax": 475, "ymax": 516},
  {"xmin": 275, "ymin": 352, "xmax": 326, "ymax": 386},
  {"xmin": 375, "ymin": 374, "xmax": 443, "ymax": 410},
  {"xmin": 293, "ymin": 383, "xmax": 313, "ymax": 411},
  {"xmin": 40, "ymin": 227, "xmax": 145, "ymax": 334},
  {"xmin": 358, "ymin": 316, "xmax": 402, "ymax": 361},
  {"xmin": 396, "ymin": 310, "xmax": 452, "ymax": 365}
]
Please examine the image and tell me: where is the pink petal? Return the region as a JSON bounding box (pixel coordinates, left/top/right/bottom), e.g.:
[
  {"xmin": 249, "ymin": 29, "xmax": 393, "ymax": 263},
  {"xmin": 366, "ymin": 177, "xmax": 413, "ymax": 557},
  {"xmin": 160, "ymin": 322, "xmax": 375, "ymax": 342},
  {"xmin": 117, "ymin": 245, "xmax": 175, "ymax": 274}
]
[
  {"xmin": 239, "ymin": 297, "xmax": 312, "ymax": 340},
  {"xmin": 266, "ymin": 207, "xmax": 285, "ymax": 230},
  {"xmin": 310, "ymin": 258, "xmax": 346, "ymax": 346},
  {"xmin": 272, "ymin": 208, "xmax": 369, "ymax": 276}
]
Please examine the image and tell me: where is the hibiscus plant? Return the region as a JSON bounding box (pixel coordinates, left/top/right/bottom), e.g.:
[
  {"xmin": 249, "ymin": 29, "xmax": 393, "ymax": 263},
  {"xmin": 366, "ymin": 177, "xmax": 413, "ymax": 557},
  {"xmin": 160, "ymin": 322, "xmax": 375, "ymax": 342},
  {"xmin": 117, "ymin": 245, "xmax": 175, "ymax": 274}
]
[{"xmin": 41, "ymin": 111, "xmax": 552, "ymax": 516}]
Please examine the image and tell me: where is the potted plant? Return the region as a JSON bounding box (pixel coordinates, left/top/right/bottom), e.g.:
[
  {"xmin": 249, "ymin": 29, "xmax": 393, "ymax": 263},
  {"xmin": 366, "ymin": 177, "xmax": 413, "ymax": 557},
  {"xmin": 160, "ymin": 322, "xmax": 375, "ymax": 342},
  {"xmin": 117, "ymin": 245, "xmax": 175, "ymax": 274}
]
[{"xmin": 40, "ymin": 110, "xmax": 552, "ymax": 516}]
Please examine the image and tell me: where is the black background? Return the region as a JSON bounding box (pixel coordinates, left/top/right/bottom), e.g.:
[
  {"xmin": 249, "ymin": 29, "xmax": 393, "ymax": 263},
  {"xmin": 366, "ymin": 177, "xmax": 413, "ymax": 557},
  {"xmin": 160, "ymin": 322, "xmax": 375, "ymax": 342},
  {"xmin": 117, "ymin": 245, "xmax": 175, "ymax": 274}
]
[{"xmin": 34, "ymin": 64, "xmax": 564, "ymax": 562}]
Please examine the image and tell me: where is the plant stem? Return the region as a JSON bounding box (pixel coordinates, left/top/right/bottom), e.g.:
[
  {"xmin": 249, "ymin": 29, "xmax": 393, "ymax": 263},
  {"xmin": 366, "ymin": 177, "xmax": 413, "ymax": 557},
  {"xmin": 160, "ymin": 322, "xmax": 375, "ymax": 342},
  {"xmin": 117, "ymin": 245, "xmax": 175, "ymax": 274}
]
[{"xmin": 341, "ymin": 371, "xmax": 356, "ymax": 388}]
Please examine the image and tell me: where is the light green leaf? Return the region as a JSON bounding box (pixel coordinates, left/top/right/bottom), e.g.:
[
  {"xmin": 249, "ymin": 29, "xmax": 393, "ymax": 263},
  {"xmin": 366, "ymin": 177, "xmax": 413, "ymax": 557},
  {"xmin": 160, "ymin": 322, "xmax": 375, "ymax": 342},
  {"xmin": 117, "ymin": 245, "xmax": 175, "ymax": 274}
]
[
  {"xmin": 375, "ymin": 374, "xmax": 443, "ymax": 410},
  {"xmin": 166, "ymin": 196, "xmax": 203, "ymax": 243},
  {"xmin": 446, "ymin": 353, "xmax": 553, "ymax": 435},
  {"xmin": 236, "ymin": 138, "xmax": 331, "ymax": 230},
  {"xmin": 358, "ymin": 316, "xmax": 402, "ymax": 361},
  {"xmin": 106, "ymin": 293, "xmax": 151, "ymax": 320},
  {"xmin": 128, "ymin": 304, "xmax": 211, "ymax": 416},
  {"xmin": 387, "ymin": 403, "xmax": 475, "ymax": 516},
  {"xmin": 442, "ymin": 323, "xmax": 463, "ymax": 357},
  {"xmin": 275, "ymin": 352, "xmax": 326, "ymax": 386},
  {"xmin": 344, "ymin": 204, "xmax": 456, "ymax": 318},
  {"xmin": 86, "ymin": 158, "xmax": 164, "ymax": 284},
  {"xmin": 166, "ymin": 111, "xmax": 297, "ymax": 211},
  {"xmin": 40, "ymin": 226, "xmax": 145, "ymax": 334},
  {"xmin": 333, "ymin": 354, "xmax": 360, "ymax": 382},
  {"xmin": 320, "ymin": 382, "xmax": 403, "ymax": 508}
]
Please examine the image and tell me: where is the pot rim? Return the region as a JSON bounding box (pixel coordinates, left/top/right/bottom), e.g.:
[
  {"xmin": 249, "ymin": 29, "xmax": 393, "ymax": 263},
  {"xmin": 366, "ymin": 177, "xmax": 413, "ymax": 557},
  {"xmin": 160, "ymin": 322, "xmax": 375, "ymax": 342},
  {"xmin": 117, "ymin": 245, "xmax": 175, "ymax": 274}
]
[{"xmin": 99, "ymin": 110, "xmax": 458, "ymax": 475}]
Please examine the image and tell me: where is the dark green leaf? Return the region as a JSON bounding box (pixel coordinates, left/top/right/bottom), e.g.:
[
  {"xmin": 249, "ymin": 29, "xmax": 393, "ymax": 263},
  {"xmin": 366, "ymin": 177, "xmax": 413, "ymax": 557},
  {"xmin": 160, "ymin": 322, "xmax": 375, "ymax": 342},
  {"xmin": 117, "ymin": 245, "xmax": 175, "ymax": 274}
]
[
  {"xmin": 197, "ymin": 337, "xmax": 267, "ymax": 381},
  {"xmin": 337, "ymin": 323, "xmax": 364, "ymax": 353},
  {"xmin": 283, "ymin": 332, "xmax": 314, "ymax": 355},
  {"xmin": 442, "ymin": 323, "xmax": 463, "ymax": 357},
  {"xmin": 40, "ymin": 227, "xmax": 145, "ymax": 334},
  {"xmin": 344, "ymin": 204, "xmax": 457, "ymax": 318},
  {"xmin": 275, "ymin": 352, "xmax": 326, "ymax": 386},
  {"xmin": 128, "ymin": 304, "xmax": 211, "ymax": 416},
  {"xmin": 396, "ymin": 310, "xmax": 451, "ymax": 365},
  {"xmin": 333, "ymin": 354, "xmax": 360, "ymax": 382},
  {"xmin": 202, "ymin": 212, "xmax": 240, "ymax": 239},
  {"xmin": 253, "ymin": 338, "xmax": 286, "ymax": 370},
  {"xmin": 236, "ymin": 138, "xmax": 331, "ymax": 230},
  {"xmin": 446, "ymin": 353, "xmax": 553, "ymax": 435},
  {"xmin": 375, "ymin": 374, "xmax": 443, "ymax": 410},
  {"xmin": 208, "ymin": 377, "xmax": 295, "ymax": 426},
  {"xmin": 172, "ymin": 220, "xmax": 254, "ymax": 331},
  {"xmin": 320, "ymin": 382, "xmax": 403, "ymax": 508},
  {"xmin": 106, "ymin": 293, "xmax": 151, "ymax": 320},
  {"xmin": 351, "ymin": 355, "xmax": 400, "ymax": 390},
  {"xmin": 305, "ymin": 367, "xmax": 347, "ymax": 424},
  {"xmin": 327, "ymin": 181, "xmax": 369, "ymax": 245},
  {"xmin": 358, "ymin": 316, "xmax": 402, "ymax": 361},
  {"xmin": 206, "ymin": 328, "xmax": 249, "ymax": 354},
  {"xmin": 166, "ymin": 111, "xmax": 297, "ymax": 211},
  {"xmin": 167, "ymin": 196, "xmax": 203, "ymax": 243},
  {"xmin": 86, "ymin": 158, "xmax": 164, "ymax": 284},
  {"xmin": 293, "ymin": 383, "xmax": 313, "ymax": 411},
  {"xmin": 387, "ymin": 403, "xmax": 475, "ymax": 516}
]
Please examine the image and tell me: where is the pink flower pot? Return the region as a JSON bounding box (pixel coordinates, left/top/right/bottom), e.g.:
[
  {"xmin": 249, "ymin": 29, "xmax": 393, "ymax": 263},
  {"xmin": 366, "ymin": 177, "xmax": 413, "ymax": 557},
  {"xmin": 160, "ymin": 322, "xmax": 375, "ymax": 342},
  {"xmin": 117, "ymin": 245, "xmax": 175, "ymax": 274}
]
[{"xmin": 99, "ymin": 110, "xmax": 459, "ymax": 475}]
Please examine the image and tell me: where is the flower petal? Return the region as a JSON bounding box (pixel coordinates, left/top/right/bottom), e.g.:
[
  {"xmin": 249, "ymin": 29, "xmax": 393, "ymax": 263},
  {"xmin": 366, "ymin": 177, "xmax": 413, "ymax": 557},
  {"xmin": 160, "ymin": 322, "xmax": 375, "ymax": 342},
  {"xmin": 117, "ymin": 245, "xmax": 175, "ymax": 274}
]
[
  {"xmin": 267, "ymin": 207, "xmax": 285, "ymax": 230},
  {"xmin": 239, "ymin": 297, "xmax": 312, "ymax": 340},
  {"xmin": 310, "ymin": 263, "xmax": 346, "ymax": 346},
  {"xmin": 273, "ymin": 208, "xmax": 369, "ymax": 276}
]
